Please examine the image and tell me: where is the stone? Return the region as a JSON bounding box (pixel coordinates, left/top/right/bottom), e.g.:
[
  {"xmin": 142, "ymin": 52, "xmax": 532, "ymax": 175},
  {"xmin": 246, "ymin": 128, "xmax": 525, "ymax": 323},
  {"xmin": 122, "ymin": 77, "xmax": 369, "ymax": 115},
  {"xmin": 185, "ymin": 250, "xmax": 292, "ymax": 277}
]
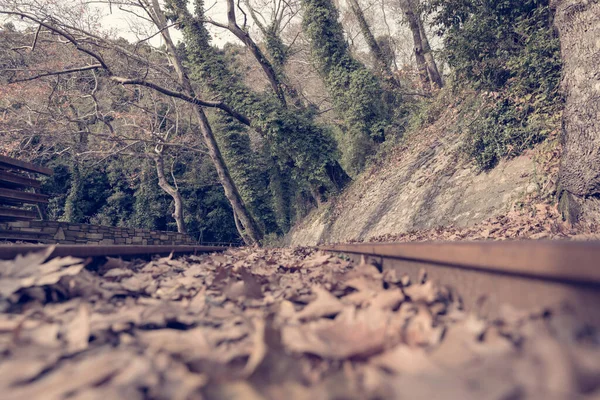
[
  {"xmin": 126, "ymin": 238, "xmax": 132, "ymax": 244},
  {"xmin": 9, "ymin": 221, "xmax": 30, "ymax": 228},
  {"xmin": 68, "ymin": 225, "xmax": 81, "ymax": 231},
  {"xmin": 19, "ymin": 227, "xmax": 41, "ymax": 233},
  {"xmin": 88, "ymin": 233, "xmax": 103, "ymax": 240},
  {"xmin": 100, "ymin": 238, "xmax": 115, "ymax": 245},
  {"xmin": 54, "ymin": 227, "xmax": 66, "ymax": 241}
]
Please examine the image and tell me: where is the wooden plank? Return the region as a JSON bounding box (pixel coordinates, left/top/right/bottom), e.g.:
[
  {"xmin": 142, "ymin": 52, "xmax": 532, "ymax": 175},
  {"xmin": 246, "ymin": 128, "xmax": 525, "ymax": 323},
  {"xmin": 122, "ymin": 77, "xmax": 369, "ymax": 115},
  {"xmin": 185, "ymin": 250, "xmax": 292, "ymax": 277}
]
[
  {"xmin": 0, "ymin": 170, "xmax": 42, "ymax": 189},
  {"xmin": 0, "ymin": 188, "xmax": 49, "ymax": 204},
  {"xmin": 0, "ymin": 155, "xmax": 53, "ymax": 176},
  {"xmin": 0, "ymin": 207, "xmax": 38, "ymax": 220}
]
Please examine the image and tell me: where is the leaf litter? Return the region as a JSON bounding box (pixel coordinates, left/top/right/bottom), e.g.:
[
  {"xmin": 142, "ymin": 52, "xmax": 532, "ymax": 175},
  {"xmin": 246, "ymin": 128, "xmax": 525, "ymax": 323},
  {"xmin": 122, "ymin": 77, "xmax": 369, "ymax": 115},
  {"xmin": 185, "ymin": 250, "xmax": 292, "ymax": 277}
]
[{"xmin": 0, "ymin": 246, "xmax": 599, "ymax": 399}]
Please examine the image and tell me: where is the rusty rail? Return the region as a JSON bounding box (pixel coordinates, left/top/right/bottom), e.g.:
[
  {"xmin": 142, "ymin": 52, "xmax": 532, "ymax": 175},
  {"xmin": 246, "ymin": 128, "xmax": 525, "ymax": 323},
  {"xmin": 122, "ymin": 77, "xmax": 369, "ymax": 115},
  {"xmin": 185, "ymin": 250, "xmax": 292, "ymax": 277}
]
[
  {"xmin": 0, "ymin": 244, "xmax": 226, "ymax": 260},
  {"xmin": 319, "ymin": 241, "xmax": 600, "ymax": 324}
]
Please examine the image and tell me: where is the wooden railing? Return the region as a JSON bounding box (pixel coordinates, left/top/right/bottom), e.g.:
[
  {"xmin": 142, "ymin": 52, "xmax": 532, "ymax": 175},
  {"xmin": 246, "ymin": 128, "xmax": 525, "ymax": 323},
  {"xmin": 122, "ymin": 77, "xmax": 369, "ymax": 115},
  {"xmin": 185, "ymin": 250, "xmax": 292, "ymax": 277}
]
[{"xmin": 0, "ymin": 155, "xmax": 53, "ymax": 241}]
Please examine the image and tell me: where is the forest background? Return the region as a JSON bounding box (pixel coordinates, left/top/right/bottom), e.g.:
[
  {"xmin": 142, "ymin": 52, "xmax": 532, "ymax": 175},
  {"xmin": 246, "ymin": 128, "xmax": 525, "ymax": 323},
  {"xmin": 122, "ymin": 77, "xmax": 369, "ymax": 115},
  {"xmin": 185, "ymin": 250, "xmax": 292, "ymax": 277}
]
[{"xmin": 0, "ymin": 0, "xmax": 567, "ymax": 244}]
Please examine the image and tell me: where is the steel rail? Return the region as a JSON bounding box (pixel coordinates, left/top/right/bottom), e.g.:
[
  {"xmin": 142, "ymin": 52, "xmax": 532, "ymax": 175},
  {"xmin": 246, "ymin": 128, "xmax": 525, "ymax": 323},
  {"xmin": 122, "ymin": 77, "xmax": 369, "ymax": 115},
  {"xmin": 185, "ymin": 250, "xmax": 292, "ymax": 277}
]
[
  {"xmin": 319, "ymin": 241, "xmax": 600, "ymax": 324},
  {"xmin": 0, "ymin": 244, "xmax": 226, "ymax": 260},
  {"xmin": 319, "ymin": 241, "xmax": 600, "ymax": 285}
]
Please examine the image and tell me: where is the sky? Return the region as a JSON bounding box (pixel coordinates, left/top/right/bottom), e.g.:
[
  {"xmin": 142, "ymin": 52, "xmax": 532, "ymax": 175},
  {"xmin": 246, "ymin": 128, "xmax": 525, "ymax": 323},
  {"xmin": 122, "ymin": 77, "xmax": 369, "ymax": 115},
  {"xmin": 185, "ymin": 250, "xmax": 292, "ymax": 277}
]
[{"xmin": 96, "ymin": 0, "xmax": 238, "ymax": 47}]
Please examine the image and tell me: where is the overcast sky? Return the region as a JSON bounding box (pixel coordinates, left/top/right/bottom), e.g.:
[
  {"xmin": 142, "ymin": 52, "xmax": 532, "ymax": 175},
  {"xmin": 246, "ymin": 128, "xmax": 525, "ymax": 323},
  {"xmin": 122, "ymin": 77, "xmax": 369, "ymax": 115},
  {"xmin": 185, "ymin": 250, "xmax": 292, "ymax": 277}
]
[{"xmin": 96, "ymin": 0, "xmax": 239, "ymax": 47}]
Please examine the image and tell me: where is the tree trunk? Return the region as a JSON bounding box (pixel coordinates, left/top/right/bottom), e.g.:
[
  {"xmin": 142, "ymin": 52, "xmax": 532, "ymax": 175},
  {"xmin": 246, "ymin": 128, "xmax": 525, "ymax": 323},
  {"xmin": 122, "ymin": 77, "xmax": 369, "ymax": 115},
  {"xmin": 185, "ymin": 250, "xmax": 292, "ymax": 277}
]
[
  {"xmin": 148, "ymin": 0, "xmax": 263, "ymax": 244},
  {"xmin": 223, "ymin": 0, "xmax": 287, "ymax": 106},
  {"xmin": 233, "ymin": 210, "xmax": 251, "ymax": 244},
  {"xmin": 416, "ymin": 6, "xmax": 443, "ymax": 89},
  {"xmin": 152, "ymin": 153, "xmax": 186, "ymax": 233},
  {"xmin": 399, "ymin": 0, "xmax": 430, "ymax": 92},
  {"xmin": 347, "ymin": 0, "xmax": 401, "ymax": 90},
  {"xmin": 552, "ymin": 0, "xmax": 600, "ymax": 224}
]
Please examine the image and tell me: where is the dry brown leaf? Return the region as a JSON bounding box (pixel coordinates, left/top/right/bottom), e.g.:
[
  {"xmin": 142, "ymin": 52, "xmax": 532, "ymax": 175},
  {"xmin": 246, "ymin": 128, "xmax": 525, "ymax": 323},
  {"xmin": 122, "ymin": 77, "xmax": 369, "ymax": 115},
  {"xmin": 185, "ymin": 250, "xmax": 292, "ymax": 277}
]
[
  {"xmin": 137, "ymin": 327, "xmax": 211, "ymax": 357},
  {"xmin": 3, "ymin": 349, "xmax": 136, "ymax": 400},
  {"xmin": 294, "ymin": 286, "xmax": 344, "ymax": 321},
  {"xmin": 102, "ymin": 268, "xmax": 133, "ymax": 280},
  {"xmin": 0, "ymin": 251, "xmax": 85, "ymax": 299},
  {"xmin": 369, "ymin": 288, "xmax": 405, "ymax": 311},
  {"xmin": 302, "ymin": 253, "xmax": 332, "ymax": 268},
  {"xmin": 370, "ymin": 344, "xmax": 443, "ymax": 375},
  {"xmin": 242, "ymin": 318, "xmax": 267, "ymax": 376},
  {"xmin": 403, "ymin": 304, "xmax": 443, "ymax": 347},
  {"xmin": 63, "ymin": 303, "xmax": 90, "ymax": 353},
  {"xmin": 282, "ymin": 307, "xmax": 392, "ymax": 359},
  {"xmin": 403, "ymin": 280, "xmax": 438, "ymax": 303}
]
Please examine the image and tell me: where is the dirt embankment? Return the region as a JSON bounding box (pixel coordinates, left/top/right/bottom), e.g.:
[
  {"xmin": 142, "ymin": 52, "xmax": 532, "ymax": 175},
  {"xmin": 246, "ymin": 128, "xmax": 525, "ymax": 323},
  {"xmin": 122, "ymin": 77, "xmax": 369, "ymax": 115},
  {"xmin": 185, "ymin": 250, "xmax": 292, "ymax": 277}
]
[{"xmin": 287, "ymin": 96, "xmax": 565, "ymax": 246}]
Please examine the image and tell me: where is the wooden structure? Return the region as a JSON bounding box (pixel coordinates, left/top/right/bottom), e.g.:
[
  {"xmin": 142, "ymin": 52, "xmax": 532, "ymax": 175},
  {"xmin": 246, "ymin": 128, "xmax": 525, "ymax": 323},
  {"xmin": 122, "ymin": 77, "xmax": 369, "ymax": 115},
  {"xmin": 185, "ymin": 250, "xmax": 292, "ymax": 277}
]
[{"xmin": 0, "ymin": 155, "xmax": 53, "ymax": 241}]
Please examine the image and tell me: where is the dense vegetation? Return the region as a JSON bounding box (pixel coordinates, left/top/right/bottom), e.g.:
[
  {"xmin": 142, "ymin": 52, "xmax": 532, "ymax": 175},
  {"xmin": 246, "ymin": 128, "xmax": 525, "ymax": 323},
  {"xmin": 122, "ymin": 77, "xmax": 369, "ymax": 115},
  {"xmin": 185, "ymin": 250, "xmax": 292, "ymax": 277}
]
[
  {"xmin": 0, "ymin": 0, "xmax": 564, "ymax": 242},
  {"xmin": 430, "ymin": 0, "xmax": 562, "ymax": 170}
]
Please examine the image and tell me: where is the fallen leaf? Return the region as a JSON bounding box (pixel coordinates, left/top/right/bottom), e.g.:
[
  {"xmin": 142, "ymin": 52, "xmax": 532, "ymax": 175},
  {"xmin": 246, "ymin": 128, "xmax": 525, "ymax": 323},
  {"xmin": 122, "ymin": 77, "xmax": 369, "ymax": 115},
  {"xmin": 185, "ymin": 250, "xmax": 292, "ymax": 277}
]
[{"xmin": 294, "ymin": 286, "xmax": 344, "ymax": 321}]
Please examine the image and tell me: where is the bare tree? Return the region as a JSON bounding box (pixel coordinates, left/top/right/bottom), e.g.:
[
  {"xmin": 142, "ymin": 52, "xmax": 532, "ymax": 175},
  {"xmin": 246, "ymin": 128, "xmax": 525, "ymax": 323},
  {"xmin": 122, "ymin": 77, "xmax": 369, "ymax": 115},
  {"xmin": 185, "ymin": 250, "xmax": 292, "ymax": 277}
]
[
  {"xmin": 143, "ymin": 0, "xmax": 264, "ymax": 242},
  {"xmin": 0, "ymin": 0, "xmax": 263, "ymax": 243}
]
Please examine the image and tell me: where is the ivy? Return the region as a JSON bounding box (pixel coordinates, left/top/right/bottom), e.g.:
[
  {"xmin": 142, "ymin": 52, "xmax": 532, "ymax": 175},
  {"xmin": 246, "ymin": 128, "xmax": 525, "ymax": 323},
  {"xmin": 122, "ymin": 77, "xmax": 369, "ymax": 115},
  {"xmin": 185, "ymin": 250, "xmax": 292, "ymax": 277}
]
[
  {"xmin": 430, "ymin": 0, "xmax": 562, "ymax": 170},
  {"xmin": 168, "ymin": 0, "xmax": 349, "ymax": 229},
  {"xmin": 301, "ymin": 0, "xmax": 392, "ymax": 173}
]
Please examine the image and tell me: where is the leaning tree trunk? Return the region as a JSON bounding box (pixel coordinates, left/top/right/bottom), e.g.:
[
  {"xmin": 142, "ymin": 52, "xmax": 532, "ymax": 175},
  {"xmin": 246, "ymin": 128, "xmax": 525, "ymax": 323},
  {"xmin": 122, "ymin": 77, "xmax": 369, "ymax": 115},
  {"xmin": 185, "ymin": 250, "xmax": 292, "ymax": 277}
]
[
  {"xmin": 148, "ymin": 0, "xmax": 263, "ymax": 244},
  {"xmin": 552, "ymin": 0, "xmax": 600, "ymax": 224},
  {"xmin": 347, "ymin": 0, "xmax": 401, "ymax": 90},
  {"xmin": 151, "ymin": 152, "xmax": 187, "ymax": 234},
  {"xmin": 399, "ymin": 0, "xmax": 430, "ymax": 92},
  {"xmin": 416, "ymin": 6, "xmax": 443, "ymax": 89}
]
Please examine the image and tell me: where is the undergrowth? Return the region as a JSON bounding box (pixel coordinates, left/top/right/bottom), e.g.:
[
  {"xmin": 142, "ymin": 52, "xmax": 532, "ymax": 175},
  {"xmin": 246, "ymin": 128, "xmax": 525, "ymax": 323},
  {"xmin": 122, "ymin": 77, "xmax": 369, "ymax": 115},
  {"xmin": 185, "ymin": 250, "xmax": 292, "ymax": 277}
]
[{"xmin": 429, "ymin": 0, "xmax": 564, "ymax": 171}]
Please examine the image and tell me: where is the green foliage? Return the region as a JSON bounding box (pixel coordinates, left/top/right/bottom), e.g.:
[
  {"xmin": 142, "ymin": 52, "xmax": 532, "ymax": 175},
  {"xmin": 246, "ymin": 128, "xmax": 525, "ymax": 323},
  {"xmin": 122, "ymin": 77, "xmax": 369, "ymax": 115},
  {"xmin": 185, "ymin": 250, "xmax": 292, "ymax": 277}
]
[
  {"xmin": 212, "ymin": 113, "xmax": 280, "ymax": 235},
  {"xmin": 60, "ymin": 162, "xmax": 111, "ymax": 223},
  {"xmin": 39, "ymin": 152, "xmax": 243, "ymax": 244},
  {"xmin": 430, "ymin": 0, "xmax": 562, "ymax": 170},
  {"xmin": 301, "ymin": 0, "xmax": 393, "ymax": 172},
  {"xmin": 464, "ymin": 94, "xmax": 557, "ymax": 170},
  {"xmin": 168, "ymin": 0, "xmax": 349, "ymax": 232}
]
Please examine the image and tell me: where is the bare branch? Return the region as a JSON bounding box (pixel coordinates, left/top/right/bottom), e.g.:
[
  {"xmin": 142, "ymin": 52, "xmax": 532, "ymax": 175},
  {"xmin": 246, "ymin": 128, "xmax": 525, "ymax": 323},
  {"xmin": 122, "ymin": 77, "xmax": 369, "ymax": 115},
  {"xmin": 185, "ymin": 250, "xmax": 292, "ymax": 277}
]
[
  {"xmin": 9, "ymin": 64, "xmax": 103, "ymax": 83},
  {"xmin": 110, "ymin": 76, "xmax": 252, "ymax": 126},
  {"xmin": 0, "ymin": 10, "xmax": 112, "ymax": 73}
]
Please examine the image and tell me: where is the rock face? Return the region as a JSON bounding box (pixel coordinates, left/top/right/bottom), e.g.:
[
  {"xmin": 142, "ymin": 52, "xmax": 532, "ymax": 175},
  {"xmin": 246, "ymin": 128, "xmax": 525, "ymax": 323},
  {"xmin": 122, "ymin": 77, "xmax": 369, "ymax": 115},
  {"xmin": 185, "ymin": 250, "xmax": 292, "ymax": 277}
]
[
  {"xmin": 285, "ymin": 109, "xmax": 544, "ymax": 246},
  {"xmin": 553, "ymin": 0, "xmax": 600, "ymax": 223}
]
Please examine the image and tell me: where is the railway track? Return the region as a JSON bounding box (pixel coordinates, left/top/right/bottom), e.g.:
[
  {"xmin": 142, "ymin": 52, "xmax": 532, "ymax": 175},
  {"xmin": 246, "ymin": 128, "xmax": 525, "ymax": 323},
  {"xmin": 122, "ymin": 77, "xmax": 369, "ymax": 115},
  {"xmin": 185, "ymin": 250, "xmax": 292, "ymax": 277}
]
[
  {"xmin": 0, "ymin": 244, "xmax": 226, "ymax": 260},
  {"xmin": 1, "ymin": 240, "xmax": 599, "ymax": 324},
  {"xmin": 319, "ymin": 240, "xmax": 600, "ymax": 325}
]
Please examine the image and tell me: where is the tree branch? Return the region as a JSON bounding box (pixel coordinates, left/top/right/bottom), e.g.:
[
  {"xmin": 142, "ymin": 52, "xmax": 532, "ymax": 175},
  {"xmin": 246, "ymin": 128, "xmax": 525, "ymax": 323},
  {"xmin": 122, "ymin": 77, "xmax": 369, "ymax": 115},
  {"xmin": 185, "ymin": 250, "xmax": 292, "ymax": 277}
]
[
  {"xmin": 9, "ymin": 64, "xmax": 103, "ymax": 83},
  {"xmin": 110, "ymin": 76, "xmax": 252, "ymax": 126},
  {"xmin": 0, "ymin": 10, "xmax": 112, "ymax": 73}
]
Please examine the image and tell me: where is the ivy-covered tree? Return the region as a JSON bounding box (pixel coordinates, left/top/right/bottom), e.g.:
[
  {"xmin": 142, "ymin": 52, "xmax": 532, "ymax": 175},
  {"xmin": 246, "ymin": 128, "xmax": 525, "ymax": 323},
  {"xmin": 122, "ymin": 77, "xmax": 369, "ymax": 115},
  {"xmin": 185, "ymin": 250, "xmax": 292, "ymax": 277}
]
[
  {"xmin": 301, "ymin": 0, "xmax": 393, "ymax": 172},
  {"xmin": 168, "ymin": 0, "xmax": 350, "ymax": 206}
]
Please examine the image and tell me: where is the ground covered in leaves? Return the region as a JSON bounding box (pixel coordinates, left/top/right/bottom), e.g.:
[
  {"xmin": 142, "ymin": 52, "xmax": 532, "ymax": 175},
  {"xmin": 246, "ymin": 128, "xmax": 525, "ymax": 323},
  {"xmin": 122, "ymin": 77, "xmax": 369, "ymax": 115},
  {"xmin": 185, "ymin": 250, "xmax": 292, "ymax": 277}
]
[
  {"xmin": 361, "ymin": 203, "xmax": 600, "ymax": 244},
  {"xmin": 1, "ymin": 246, "xmax": 599, "ymax": 399}
]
